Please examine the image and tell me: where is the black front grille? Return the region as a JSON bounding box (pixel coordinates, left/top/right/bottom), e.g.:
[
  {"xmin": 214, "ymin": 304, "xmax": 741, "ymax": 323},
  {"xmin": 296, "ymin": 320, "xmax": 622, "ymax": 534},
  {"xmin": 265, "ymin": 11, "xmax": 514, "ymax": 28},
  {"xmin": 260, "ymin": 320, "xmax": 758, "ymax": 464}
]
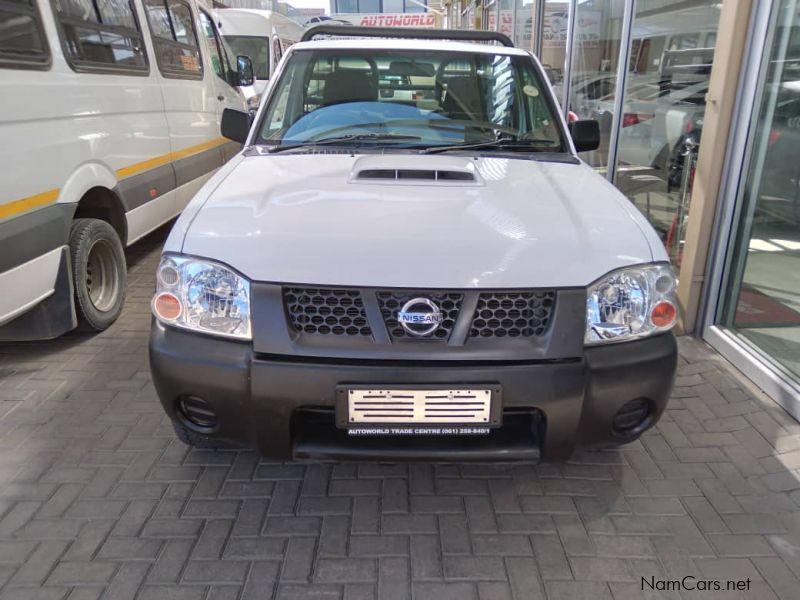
[
  {"xmin": 377, "ymin": 291, "xmax": 463, "ymax": 340},
  {"xmin": 470, "ymin": 292, "xmax": 555, "ymax": 338},
  {"xmin": 282, "ymin": 287, "xmax": 556, "ymax": 341},
  {"xmin": 284, "ymin": 288, "xmax": 371, "ymax": 336}
]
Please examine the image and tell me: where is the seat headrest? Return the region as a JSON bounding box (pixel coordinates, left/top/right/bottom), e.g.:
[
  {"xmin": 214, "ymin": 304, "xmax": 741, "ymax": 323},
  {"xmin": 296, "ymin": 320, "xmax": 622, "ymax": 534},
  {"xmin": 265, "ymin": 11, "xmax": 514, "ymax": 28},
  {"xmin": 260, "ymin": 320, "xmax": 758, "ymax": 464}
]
[
  {"xmin": 323, "ymin": 70, "xmax": 377, "ymax": 106},
  {"xmin": 442, "ymin": 76, "xmax": 486, "ymax": 121}
]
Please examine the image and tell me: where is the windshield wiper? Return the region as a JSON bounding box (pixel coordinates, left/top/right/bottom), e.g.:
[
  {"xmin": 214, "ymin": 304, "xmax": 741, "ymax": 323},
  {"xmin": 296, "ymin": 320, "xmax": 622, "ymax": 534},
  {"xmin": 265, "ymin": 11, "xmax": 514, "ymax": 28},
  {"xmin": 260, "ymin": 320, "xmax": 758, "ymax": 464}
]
[
  {"xmin": 268, "ymin": 133, "xmax": 422, "ymax": 153},
  {"xmin": 421, "ymin": 138, "xmax": 560, "ymax": 155}
]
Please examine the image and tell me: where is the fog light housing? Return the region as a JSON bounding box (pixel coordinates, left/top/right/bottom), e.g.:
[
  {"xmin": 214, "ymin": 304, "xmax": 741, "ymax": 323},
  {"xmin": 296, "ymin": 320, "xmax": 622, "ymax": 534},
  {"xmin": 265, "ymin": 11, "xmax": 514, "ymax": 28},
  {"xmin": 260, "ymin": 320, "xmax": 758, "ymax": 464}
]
[
  {"xmin": 178, "ymin": 396, "xmax": 218, "ymax": 430},
  {"xmin": 612, "ymin": 398, "xmax": 651, "ymax": 435}
]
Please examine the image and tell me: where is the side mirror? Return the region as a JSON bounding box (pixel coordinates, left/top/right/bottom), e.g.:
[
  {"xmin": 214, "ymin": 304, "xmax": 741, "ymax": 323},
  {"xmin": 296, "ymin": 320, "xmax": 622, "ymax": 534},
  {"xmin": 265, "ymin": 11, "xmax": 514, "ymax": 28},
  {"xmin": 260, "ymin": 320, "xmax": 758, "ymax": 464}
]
[
  {"xmin": 237, "ymin": 55, "xmax": 254, "ymax": 87},
  {"xmin": 221, "ymin": 108, "xmax": 251, "ymax": 144},
  {"xmin": 568, "ymin": 119, "xmax": 600, "ymax": 153}
]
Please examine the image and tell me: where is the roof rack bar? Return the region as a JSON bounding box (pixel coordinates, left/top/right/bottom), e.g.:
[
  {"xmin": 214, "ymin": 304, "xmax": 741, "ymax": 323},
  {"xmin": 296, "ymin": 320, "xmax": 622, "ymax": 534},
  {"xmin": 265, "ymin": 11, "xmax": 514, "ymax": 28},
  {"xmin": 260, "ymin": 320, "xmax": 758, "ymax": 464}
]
[{"xmin": 300, "ymin": 25, "xmax": 515, "ymax": 48}]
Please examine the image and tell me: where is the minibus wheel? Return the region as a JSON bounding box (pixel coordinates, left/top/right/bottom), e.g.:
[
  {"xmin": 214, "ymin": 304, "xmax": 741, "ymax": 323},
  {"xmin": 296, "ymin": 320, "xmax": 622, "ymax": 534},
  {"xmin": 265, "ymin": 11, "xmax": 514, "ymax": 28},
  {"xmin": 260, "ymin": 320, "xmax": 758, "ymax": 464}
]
[{"xmin": 69, "ymin": 218, "xmax": 127, "ymax": 331}]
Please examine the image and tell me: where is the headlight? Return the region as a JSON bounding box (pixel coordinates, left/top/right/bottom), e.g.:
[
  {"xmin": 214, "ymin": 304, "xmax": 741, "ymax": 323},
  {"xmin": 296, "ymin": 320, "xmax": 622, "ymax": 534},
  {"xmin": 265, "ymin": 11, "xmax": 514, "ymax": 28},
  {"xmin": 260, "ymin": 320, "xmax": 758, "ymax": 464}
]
[
  {"xmin": 585, "ymin": 263, "xmax": 677, "ymax": 345},
  {"xmin": 152, "ymin": 255, "xmax": 251, "ymax": 340}
]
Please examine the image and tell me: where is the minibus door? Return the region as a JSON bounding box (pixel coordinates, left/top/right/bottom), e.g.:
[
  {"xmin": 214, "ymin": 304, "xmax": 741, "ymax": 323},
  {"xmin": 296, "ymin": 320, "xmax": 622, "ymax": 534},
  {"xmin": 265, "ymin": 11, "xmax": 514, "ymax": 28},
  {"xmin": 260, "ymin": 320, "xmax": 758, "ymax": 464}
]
[{"xmin": 199, "ymin": 10, "xmax": 247, "ymax": 160}]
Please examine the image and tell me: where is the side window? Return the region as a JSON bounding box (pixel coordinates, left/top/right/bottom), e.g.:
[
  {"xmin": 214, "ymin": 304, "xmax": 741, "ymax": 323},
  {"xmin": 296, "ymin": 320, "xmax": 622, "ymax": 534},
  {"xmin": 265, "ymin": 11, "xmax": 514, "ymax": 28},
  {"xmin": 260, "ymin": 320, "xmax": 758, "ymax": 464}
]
[
  {"xmin": 0, "ymin": 0, "xmax": 50, "ymax": 69},
  {"xmin": 144, "ymin": 0, "xmax": 202, "ymax": 79},
  {"xmin": 272, "ymin": 36, "xmax": 281, "ymax": 72},
  {"xmin": 198, "ymin": 10, "xmax": 229, "ymax": 82},
  {"xmin": 262, "ymin": 63, "xmax": 297, "ymax": 139},
  {"xmin": 52, "ymin": 0, "xmax": 147, "ymax": 73}
]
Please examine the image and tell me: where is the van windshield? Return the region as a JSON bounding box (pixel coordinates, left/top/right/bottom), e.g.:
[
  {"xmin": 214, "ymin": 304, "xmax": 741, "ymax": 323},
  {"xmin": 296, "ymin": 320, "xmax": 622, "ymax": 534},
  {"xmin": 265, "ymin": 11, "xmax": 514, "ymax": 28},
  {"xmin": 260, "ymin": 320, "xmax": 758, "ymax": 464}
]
[
  {"xmin": 256, "ymin": 48, "xmax": 565, "ymax": 152},
  {"xmin": 224, "ymin": 35, "xmax": 269, "ymax": 79}
]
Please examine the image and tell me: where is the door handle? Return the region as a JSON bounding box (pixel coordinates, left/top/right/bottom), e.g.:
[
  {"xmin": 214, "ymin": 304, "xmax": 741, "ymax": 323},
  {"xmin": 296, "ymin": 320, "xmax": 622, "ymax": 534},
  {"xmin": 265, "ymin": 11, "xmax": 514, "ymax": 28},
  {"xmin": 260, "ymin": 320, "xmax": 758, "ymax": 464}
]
[{"xmin": 217, "ymin": 95, "xmax": 224, "ymax": 101}]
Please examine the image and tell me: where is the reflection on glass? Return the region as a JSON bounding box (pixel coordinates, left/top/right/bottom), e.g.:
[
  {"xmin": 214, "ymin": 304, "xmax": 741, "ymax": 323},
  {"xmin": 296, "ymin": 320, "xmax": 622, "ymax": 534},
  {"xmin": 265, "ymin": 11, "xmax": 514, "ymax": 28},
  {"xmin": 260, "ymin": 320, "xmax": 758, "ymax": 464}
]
[
  {"xmin": 539, "ymin": 0, "xmax": 568, "ymax": 105},
  {"xmin": 613, "ymin": 0, "xmax": 721, "ymax": 267},
  {"xmin": 567, "ymin": 0, "xmax": 623, "ymax": 173},
  {"xmin": 720, "ymin": 0, "xmax": 800, "ymax": 382},
  {"xmin": 512, "ymin": 0, "xmax": 534, "ymax": 50}
]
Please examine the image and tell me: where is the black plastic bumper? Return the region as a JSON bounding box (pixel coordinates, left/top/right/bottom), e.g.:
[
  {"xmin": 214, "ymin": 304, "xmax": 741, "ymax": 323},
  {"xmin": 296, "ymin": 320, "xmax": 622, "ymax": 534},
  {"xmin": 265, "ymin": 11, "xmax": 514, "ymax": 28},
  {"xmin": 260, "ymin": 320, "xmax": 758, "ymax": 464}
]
[{"xmin": 149, "ymin": 321, "xmax": 677, "ymax": 461}]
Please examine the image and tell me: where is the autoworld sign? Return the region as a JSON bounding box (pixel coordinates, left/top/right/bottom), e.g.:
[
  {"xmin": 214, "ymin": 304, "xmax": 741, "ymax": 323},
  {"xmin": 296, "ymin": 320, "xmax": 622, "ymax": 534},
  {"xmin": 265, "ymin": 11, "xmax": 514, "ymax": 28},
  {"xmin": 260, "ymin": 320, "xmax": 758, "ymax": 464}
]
[{"xmin": 334, "ymin": 13, "xmax": 438, "ymax": 28}]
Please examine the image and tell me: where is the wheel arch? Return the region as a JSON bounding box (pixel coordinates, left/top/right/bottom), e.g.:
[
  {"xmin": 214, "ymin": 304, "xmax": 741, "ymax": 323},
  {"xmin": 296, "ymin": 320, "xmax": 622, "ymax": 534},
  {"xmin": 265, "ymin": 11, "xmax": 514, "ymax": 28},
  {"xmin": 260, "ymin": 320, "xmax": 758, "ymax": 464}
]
[
  {"xmin": 57, "ymin": 162, "xmax": 127, "ymax": 245},
  {"xmin": 73, "ymin": 187, "xmax": 128, "ymax": 247}
]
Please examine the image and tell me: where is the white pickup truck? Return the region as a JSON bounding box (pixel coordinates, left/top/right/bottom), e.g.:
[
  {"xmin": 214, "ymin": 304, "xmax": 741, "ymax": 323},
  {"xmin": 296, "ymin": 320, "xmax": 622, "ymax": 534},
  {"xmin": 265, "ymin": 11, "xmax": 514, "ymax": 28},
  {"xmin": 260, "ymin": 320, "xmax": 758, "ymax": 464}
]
[{"xmin": 149, "ymin": 27, "xmax": 679, "ymax": 461}]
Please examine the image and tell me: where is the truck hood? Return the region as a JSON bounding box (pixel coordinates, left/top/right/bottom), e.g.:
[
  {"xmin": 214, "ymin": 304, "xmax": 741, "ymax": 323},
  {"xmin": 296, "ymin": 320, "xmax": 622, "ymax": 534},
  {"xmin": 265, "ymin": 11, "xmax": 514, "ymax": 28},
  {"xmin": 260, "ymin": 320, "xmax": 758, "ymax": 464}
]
[{"xmin": 179, "ymin": 152, "xmax": 660, "ymax": 288}]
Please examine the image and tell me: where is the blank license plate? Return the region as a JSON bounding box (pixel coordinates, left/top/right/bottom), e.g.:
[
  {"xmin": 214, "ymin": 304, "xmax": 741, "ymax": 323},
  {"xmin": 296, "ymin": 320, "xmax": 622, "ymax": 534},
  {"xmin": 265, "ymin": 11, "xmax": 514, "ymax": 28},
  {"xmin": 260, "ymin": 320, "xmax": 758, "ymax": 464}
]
[{"xmin": 347, "ymin": 388, "xmax": 492, "ymax": 425}]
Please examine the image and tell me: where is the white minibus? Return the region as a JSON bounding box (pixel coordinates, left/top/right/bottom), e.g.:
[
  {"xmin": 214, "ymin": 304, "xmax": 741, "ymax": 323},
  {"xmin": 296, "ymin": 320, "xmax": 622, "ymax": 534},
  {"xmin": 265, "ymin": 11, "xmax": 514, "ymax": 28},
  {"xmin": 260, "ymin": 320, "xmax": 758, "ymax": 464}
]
[
  {"xmin": 214, "ymin": 8, "xmax": 303, "ymax": 110},
  {"xmin": 0, "ymin": 0, "xmax": 250, "ymax": 339}
]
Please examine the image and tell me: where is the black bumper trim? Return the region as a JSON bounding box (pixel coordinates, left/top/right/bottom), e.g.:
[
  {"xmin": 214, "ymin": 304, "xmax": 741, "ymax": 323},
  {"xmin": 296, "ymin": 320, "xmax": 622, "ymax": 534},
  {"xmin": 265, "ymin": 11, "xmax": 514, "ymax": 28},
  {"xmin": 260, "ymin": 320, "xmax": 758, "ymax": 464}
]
[
  {"xmin": 293, "ymin": 409, "xmax": 541, "ymax": 462},
  {"xmin": 149, "ymin": 321, "xmax": 677, "ymax": 460}
]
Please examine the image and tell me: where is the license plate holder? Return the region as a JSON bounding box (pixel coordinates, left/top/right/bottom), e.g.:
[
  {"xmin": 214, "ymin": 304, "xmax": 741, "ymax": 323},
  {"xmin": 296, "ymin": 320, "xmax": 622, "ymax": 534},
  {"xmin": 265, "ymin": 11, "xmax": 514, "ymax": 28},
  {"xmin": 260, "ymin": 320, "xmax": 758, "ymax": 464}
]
[{"xmin": 335, "ymin": 384, "xmax": 503, "ymax": 430}]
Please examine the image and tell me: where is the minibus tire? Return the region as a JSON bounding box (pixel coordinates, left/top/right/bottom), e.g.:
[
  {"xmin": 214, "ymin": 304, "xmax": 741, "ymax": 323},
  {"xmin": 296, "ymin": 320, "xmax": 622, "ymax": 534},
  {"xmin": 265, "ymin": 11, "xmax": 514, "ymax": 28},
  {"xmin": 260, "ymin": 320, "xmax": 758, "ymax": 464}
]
[{"xmin": 69, "ymin": 218, "xmax": 127, "ymax": 331}]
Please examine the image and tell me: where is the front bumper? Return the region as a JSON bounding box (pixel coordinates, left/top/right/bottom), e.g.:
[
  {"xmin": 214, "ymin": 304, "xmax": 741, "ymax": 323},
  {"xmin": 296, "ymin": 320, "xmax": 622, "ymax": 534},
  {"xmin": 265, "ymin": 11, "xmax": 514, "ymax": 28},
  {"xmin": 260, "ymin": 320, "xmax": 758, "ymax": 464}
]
[{"xmin": 149, "ymin": 321, "xmax": 677, "ymax": 461}]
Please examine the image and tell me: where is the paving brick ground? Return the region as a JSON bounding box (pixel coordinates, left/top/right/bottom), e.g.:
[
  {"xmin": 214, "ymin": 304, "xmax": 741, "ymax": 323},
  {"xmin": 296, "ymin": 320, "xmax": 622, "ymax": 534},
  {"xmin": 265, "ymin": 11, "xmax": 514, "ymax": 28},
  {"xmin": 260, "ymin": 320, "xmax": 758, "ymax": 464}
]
[{"xmin": 1, "ymin": 226, "xmax": 800, "ymax": 600}]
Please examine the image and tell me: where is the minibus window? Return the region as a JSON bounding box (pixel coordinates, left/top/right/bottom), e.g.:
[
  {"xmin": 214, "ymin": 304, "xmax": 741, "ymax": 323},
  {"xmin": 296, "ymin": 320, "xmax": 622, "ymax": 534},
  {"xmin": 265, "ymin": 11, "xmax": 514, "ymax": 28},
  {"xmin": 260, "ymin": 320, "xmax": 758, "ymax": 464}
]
[
  {"xmin": 144, "ymin": 0, "xmax": 202, "ymax": 79},
  {"xmin": 53, "ymin": 0, "xmax": 147, "ymax": 73},
  {"xmin": 0, "ymin": 0, "xmax": 51, "ymax": 69},
  {"xmin": 199, "ymin": 10, "xmax": 235, "ymax": 85}
]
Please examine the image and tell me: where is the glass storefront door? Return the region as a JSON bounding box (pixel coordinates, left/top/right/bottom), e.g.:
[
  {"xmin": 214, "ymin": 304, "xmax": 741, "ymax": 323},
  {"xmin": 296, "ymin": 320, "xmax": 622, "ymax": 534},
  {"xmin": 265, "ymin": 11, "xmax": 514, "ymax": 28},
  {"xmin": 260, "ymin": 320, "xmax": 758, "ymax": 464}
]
[
  {"xmin": 539, "ymin": 1, "xmax": 569, "ymax": 105},
  {"xmin": 612, "ymin": 1, "xmax": 721, "ymax": 267},
  {"xmin": 545, "ymin": 0, "xmax": 722, "ymax": 261},
  {"xmin": 567, "ymin": 0, "xmax": 624, "ymax": 173},
  {"xmin": 713, "ymin": 0, "xmax": 800, "ymax": 388}
]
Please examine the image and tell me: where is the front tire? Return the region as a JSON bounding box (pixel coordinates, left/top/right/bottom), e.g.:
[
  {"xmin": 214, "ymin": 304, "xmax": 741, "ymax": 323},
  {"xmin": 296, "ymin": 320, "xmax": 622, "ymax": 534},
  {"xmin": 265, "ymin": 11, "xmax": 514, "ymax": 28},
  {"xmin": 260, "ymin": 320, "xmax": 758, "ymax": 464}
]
[{"xmin": 69, "ymin": 218, "xmax": 126, "ymax": 331}]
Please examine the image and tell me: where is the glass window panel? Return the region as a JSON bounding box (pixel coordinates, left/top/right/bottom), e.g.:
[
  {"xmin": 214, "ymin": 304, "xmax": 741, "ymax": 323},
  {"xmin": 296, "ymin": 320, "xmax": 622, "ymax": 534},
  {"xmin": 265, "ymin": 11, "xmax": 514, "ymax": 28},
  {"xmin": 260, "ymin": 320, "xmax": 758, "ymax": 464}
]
[
  {"xmin": 539, "ymin": 0, "xmax": 566, "ymax": 103},
  {"xmin": 96, "ymin": 0, "xmax": 137, "ymax": 29},
  {"xmin": 383, "ymin": 0, "xmax": 402, "ymax": 12},
  {"xmin": 258, "ymin": 48, "xmax": 564, "ymax": 151},
  {"xmin": 145, "ymin": 0, "xmax": 201, "ymax": 77},
  {"xmin": 272, "ymin": 36, "xmax": 281, "ymax": 69},
  {"xmin": 198, "ymin": 10, "xmax": 223, "ymax": 78},
  {"xmin": 57, "ymin": 0, "xmax": 100, "ymax": 23},
  {"xmin": 144, "ymin": 0, "xmax": 171, "ymax": 39},
  {"xmin": 61, "ymin": 23, "xmax": 146, "ymax": 67},
  {"xmin": 612, "ymin": 0, "xmax": 721, "ymax": 267},
  {"xmin": 359, "ymin": 0, "xmax": 380, "ymax": 12},
  {"xmin": 224, "ymin": 34, "xmax": 268, "ymax": 79},
  {"xmin": 718, "ymin": 0, "xmax": 800, "ymax": 382},
  {"xmin": 511, "ymin": 0, "xmax": 532, "ymax": 50},
  {"xmin": 153, "ymin": 38, "xmax": 200, "ymax": 73},
  {"xmin": 0, "ymin": 5, "xmax": 47, "ymax": 61},
  {"xmin": 403, "ymin": 0, "xmax": 425, "ymax": 13},
  {"xmin": 567, "ymin": 0, "xmax": 624, "ymax": 173},
  {"xmin": 337, "ymin": 0, "xmax": 357, "ymax": 13},
  {"xmin": 167, "ymin": 0, "xmax": 196, "ymax": 47},
  {"xmin": 57, "ymin": 0, "xmax": 138, "ymax": 29}
]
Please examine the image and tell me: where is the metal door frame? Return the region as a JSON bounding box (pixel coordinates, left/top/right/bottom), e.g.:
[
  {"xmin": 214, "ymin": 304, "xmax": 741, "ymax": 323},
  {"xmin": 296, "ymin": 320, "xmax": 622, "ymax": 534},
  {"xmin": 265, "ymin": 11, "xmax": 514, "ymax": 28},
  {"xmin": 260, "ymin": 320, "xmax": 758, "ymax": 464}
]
[{"xmin": 701, "ymin": 0, "xmax": 800, "ymax": 419}]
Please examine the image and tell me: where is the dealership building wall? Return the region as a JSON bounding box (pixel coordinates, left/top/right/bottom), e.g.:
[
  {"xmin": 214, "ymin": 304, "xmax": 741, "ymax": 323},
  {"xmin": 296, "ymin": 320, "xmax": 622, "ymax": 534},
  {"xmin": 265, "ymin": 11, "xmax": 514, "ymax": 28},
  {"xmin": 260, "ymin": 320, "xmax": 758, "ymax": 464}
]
[{"xmin": 445, "ymin": 0, "xmax": 800, "ymax": 415}]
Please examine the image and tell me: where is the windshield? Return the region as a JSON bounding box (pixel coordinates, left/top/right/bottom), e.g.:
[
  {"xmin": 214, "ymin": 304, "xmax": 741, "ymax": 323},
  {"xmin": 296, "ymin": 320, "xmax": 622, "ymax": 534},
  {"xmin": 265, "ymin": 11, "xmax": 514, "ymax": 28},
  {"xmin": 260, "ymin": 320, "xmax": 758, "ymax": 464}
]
[
  {"xmin": 224, "ymin": 35, "xmax": 269, "ymax": 79},
  {"xmin": 256, "ymin": 49, "xmax": 565, "ymax": 151}
]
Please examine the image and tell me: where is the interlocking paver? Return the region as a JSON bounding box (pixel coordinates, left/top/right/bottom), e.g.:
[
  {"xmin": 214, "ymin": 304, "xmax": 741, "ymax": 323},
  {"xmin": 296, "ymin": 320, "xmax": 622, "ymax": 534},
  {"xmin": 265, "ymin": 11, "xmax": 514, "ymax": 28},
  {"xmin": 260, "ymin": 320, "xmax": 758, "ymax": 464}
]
[{"xmin": 0, "ymin": 228, "xmax": 798, "ymax": 600}]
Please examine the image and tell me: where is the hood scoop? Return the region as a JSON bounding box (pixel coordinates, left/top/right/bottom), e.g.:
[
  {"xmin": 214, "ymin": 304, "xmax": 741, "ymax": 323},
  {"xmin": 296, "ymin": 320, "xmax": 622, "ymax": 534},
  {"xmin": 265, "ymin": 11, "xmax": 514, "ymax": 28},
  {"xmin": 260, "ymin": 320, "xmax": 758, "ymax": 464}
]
[
  {"xmin": 349, "ymin": 155, "xmax": 482, "ymax": 186},
  {"xmin": 356, "ymin": 168, "xmax": 476, "ymax": 183}
]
